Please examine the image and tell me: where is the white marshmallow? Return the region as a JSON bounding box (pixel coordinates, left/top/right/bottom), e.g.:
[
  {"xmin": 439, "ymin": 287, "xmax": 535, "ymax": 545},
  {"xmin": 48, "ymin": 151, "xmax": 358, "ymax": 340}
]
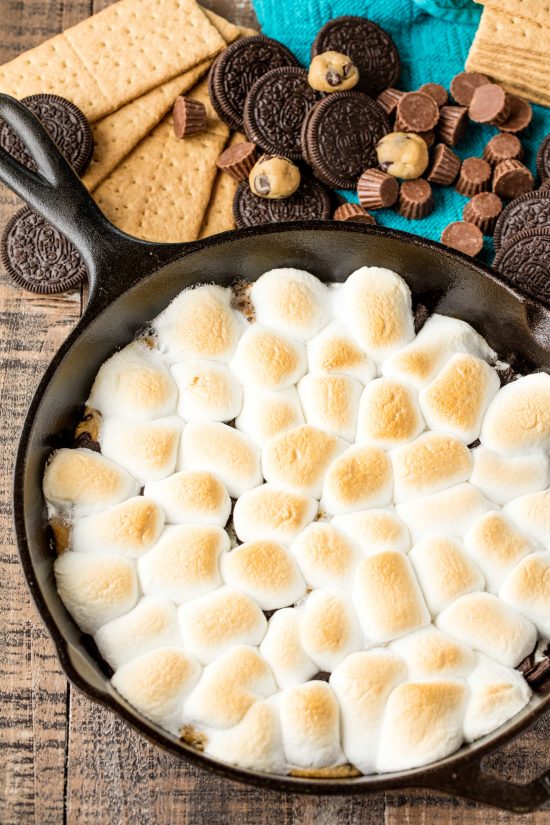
[
  {"xmin": 171, "ymin": 360, "xmax": 242, "ymax": 422},
  {"xmin": 396, "ymin": 483, "xmax": 496, "ymax": 544},
  {"xmin": 220, "ymin": 540, "xmax": 306, "ymax": 610},
  {"xmin": 279, "ymin": 681, "xmax": 343, "ymax": 768},
  {"xmin": 297, "ymin": 373, "xmax": 362, "ymax": 442},
  {"xmin": 250, "ymin": 268, "xmax": 331, "ymax": 341},
  {"xmin": 409, "ymin": 535, "xmax": 485, "ymax": 616},
  {"xmin": 389, "ymin": 626, "xmax": 476, "ymax": 680},
  {"xmin": 230, "ymin": 324, "xmax": 307, "ymax": 391},
  {"xmin": 464, "ymin": 512, "xmax": 538, "ymax": 593},
  {"xmin": 205, "ymin": 698, "xmax": 286, "ymax": 774},
  {"xmin": 259, "ymin": 608, "xmax": 317, "ymax": 689},
  {"xmin": 235, "ymin": 385, "xmax": 304, "ymax": 447},
  {"xmin": 480, "ymin": 373, "xmax": 550, "ymax": 457},
  {"xmin": 144, "ymin": 471, "xmax": 231, "ymax": 526},
  {"xmin": 138, "ymin": 524, "xmax": 228, "ymax": 604},
  {"xmin": 320, "ymin": 444, "xmax": 393, "ymax": 515},
  {"xmin": 390, "ymin": 432, "xmax": 472, "ymax": 504},
  {"xmin": 504, "ymin": 490, "xmax": 550, "ymax": 551},
  {"xmin": 71, "ymin": 496, "xmax": 164, "ymax": 557},
  {"xmin": 299, "ymin": 588, "xmax": 362, "ymax": 671},
  {"xmin": 307, "ymin": 320, "xmax": 377, "ymax": 384},
  {"xmin": 499, "ymin": 551, "xmax": 550, "ymax": 636},
  {"xmin": 99, "ymin": 416, "xmax": 183, "ymax": 484},
  {"xmin": 463, "ymin": 653, "xmax": 531, "ymax": 742},
  {"xmin": 470, "ymin": 446, "xmax": 550, "ymax": 506},
  {"xmin": 178, "ymin": 421, "xmax": 262, "ymax": 498},
  {"xmin": 232, "ymin": 484, "xmax": 318, "ymax": 545},
  {"xmin": 419, "ymin": 353, "xmax": 499, "ymax": 444},
  {"xmin": 332, "ymin": 508, "xmax": 411, "ymax": 554},
  {"xmin": 356, "ymin": 378, "xmax": 425, "ymax": 450},
  {"xmin": 291, "ymin": 522, "xmax": 364, "ymax": 589}
]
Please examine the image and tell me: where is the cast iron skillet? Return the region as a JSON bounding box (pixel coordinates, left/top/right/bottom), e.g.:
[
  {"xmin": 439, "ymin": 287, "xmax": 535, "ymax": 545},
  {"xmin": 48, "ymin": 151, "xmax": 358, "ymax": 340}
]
[{"xmin": 2, "ymin": 94, "xmax": 550, "ymax": 813}]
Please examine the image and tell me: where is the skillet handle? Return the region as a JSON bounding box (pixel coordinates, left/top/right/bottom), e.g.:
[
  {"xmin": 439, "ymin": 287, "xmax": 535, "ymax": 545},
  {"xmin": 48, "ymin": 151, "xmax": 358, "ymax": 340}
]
[{"xmin": 0, "ymin": 94, "xmax": 187, "ymax": 309}]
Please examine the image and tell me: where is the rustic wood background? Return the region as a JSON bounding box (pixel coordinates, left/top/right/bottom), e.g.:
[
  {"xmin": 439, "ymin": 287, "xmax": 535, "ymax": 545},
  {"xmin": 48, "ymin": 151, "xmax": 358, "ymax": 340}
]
[{"xmin": 0, "ymin": 1, "xmax": 548, "ymax": 823}]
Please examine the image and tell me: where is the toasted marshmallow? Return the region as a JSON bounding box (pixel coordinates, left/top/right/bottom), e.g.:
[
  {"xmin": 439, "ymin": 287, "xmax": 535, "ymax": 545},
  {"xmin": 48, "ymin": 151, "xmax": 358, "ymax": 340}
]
[
  {"xmin": 154, "ymin": 284, "xmax": 245, "ymax": 363},
  {"xmin": 504, "ymin": 491, "xmax": 550, "ymax": 551},
  {"xmin": 112, "ymin": 646, "xmax": 200, "ymax": 734},
  {"xmin": 464, "ymin": 512, "xmax": 538, "ymax": 593},
  {"xmin": 206, "ymin": 698, "xmax": 286, "ymax": 774},
  {"xmin": 382, "ymin": 314, "xmax": 496, "ymax": 390},
  {"xmin": 184, "ymin": 645, "xmax": 276, "ymax": 728},
  {"xmin": 235, "ymin": 386, "xmax": 304, "ymax": 447},
  {"xmin": 352, "ymin": 551, "xmax": 430, "ymax": 642},
  {"xmin": 409, "ymin": 535, "xmax": 485, "ymax": 616},
  {"xmin": 396, "ymin": 483, "xmax": 496, "ymax": 544},
  {"xmin": 95, "ymin": 596, "xmax": 181, "ymax": 669},
  {"xmin": 463, "ymin": 653, "xmax": 531, "ymax": 742},
  {"xmin": 138, "ymin": 524, "xmax": 228, "ymax": 604},
  {"xmin": 436, "ymin": 592, "xmax": 537, "ymax": 668},
  {"xmin": 389, "ymin": 626, "xmax": 476, "ymax": 680},
  {"xmin": 262, "ymin": 425, "xmax": 346, "ymax": 499},
  {"xmin": 419, "ymin": 354, "xmax": 499, "ymax": 444},
  {"xmin": 71, "ymin": 496, "xmax": 164, "ymax": 557},
  {"xmin": 291, "ymin": 522, "xmax": 363, "ymax": 589},
  {"xmin": 233, "ymin": 484, "xmax": 318, "ymax": 545},
  {"xmin": 377, "ymin": 680, "xmax": 467, "ymax": 772},
  {"xmin": 178, "ymin": 587, "xmax": 267, "ymax": 664},
  {"xmin": 299, "ymin": 588, "xmax": 362, "ymax": 671},
  {"xmin": 332, "ymin": 509, "xmax": 411, "ymax": 554},
  {"xmin": 279, "ymin": 681, "xmax": 343, "ymax": 768},
  {"xmin": 144, "ymin": 471, "xmax": 231, "ymax": 526},
  {"xmin": 307, "ymin": 321, "xmax": 377, "ymax": 384},
  {"xmin": 220, "ymin": 540, "xmax": 306, "ymax": 610},
  {"xmin": 54, "ymin": 551, "xmax": 138, "ymax": 634},
  {"xmin": 259, "ymin": 608, "xmax": 317, "ymax": 689},
  {"xmin": 390, "ymin": 432, "xmax": 472, "ymax": 504},
  {"xmin": 321, "ymin": 444, "xmax": 393, "ymax": 515},
  {"xmin": 87, "ymin": 340, "xmax": 177, "ymax": 420},
  {"xmin": 470, "ymin": 447, "xmax": 550, "ymax": 506},
  {"xmin": 99, "ymin": 416, "xmax": 183, "ymax": 484},
  {"xmin": 178, "ymin": 421, "xmax": 262, "ymax": 498},
  {"xmin": 499, "ymin": 551, "xmax": 550, "ymax": 636},
  {"xmin": 171, "ymin": 360, "xmax": 242, "ymax": 422},
  {"xmin": 480, "ymin": 373, "xmax": 550, "ymax": 457},
  {"xmin": 334, "ymin": 267, "xmax": 414, "ymax": 363},
  {"xmin": 230, "ymin": 324, "xmax": 307, "ymax": 391},
  {"xmin": 356, "ymin": 378, "xmax": 425, "ymax": 450},
  {"xmin": 330, "ymin": 649, "xmax": 407, "ymax": 774},
  {"xmin": 250, "ymin": 268, "xmax": 331, "ymax": 341},
  {"xmin": 297, "ymin": 373, "xmax": 362, "ymax": 442},
  {"xmin": 43, "ymin": 448, "xmax": 139, "ymax": 517}
]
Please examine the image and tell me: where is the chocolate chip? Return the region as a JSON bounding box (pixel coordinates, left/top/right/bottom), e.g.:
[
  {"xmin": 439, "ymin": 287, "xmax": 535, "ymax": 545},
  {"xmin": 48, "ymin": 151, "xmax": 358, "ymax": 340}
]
[
  {"xmin": 326, "ymin": 69, "xmax": 342, "ymax": 87},
  {"xmin": 254, "ymin": 174, "xmax": 271, "ymax": 195}
]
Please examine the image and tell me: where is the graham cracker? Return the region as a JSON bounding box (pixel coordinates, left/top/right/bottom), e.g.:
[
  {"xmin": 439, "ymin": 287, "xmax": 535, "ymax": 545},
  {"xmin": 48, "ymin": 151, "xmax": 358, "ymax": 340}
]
[
  {"xmin": 468, "ymin": 7, "xmax": 550, "ymax": 58},
  {"xmin": 475, "ymin": 0, "xmax": 550, "ymax": 28},
  {"xmin": 199, "ymin": 132, "xmax": 245, "ymax": 238}
]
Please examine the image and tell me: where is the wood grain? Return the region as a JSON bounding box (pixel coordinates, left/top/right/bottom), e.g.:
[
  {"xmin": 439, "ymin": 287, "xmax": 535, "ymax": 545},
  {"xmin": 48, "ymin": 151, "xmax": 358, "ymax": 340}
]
[{"xmin": 0, "ymin": 1, "xmax": 548, "ymax": 823}]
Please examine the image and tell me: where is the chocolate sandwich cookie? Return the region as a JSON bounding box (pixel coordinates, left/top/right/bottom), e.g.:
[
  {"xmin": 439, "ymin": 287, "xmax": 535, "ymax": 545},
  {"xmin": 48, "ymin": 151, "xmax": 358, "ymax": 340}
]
[
  {"xmin": 493, "ymin": 159, "xmax": 534, "ymax": 200},
  {"xmin": 493, "ymin": 228, "xmax": 550, "ymax": 304},
  {"xmin": 233, "ymin": 174, "xmax": 332, "ymax": 227},
  {"xmin": 441, "ymin": 221, "xmax": 483, "ymax": 257},
  {"xmin": 333, "ymin": 203, "xmax": 376, "ymax": 224},
  {"xmin": 302, "ymin": 91, "xmax": 390, "ymax": 189},
  {"xmin": 1, "ymin": 206, "xmax": 87, "ymax": 294},
  {"xmin": 208, "ymin": 36, "xmax": 300, "ymax": 132},
  {"xmin": 493, "ymin": 191, "xmax": 550, "ymax": 251},
  {"xmin": 311, "ymin": 16, "xmax": 400, "ymax": 97},
  {"xmin": 450, "ymin": 71, "xmax": 489, "ymax": 106},
  {"xmin": 497, "ymin": 95, "xmax": 532, "ymax": 134},
  {"xmin": 536, "ymin": 134, "xmax": 550, "ymax": 181},
  {"xmin": 243, "ymin": 68, "xmax": 318, "ymax": 160},
  {"xmin": 463, "ymin": 192, "xmax": 503, "ymax": 235},
  {"xmin": 0, "ymin": 94, "xmax": 93, "ymax": 175}
]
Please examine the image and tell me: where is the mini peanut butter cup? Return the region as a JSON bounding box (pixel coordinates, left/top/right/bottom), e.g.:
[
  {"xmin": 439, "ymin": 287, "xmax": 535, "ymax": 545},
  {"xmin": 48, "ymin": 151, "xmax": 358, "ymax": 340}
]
[
  {"xmin": 376, "ymin": 87, "xmax": 405, "ymax": 116},
  {"xmin": 216, "ymin": 141, "xmax": 258, "ymax": 181},
  {"xmin": 483, "ymin": 133, "xmax": 523, "ymax": 166},
  {"xmin": 418, "ymin": 82, "xmax": 448, "ymax": 108},
  {"xmin": 463, "ymin": 192, "xmax": 503, "ymax": 235},
  {"xmin": 173, "ymin": 96, "xmax": 206, "ymax": 138},
  {"xmin": 397, "ymin": 179, "xmax": 433, "ymax": 219},
  {"xmin": 493, "ymin": 159, "xmax": 534, "ymax": 199},
  {"xmin": 437, "ymin": 105, "xmax": 468, "ymax": 146},
  {"xmin": 450, "ymin": 71, "xmax": 490, "ymax": 106},
  {"xmin": 394, "ymin": 116, "xmax": 435, "ymax": 148},
  {"xmin": 469, "ymin": 83, "xmax": 510, "ymax": 125},
  {"xmin": 357, "ymin": 168, "xmax": 399, "ymax": 209},
  {"xmin": 333, "ymin": 203, "xmax": 376, "ymax": 224},
  {"xmin": 455, "ymin": 157, "xmax": 492, "ymax": 196},
  {"xmin": 427, "ymin": 143, "xmax": 460, "ymax": 185},
  {"xmin": 396, "ymin": 91, "xmax": 440, "ymax": 133},
  {"xmin": 497, "ymin": 94, "xmax": 532, "ymax": 133},
  {"xmin": 441, "ymin": 220, "xmax": 483, "ymax": 257}
]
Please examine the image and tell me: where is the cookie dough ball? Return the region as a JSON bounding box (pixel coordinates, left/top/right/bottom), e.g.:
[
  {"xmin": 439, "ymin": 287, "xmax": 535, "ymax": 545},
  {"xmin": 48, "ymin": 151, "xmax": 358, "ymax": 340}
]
[
  {"xmin": 308, "ymin": 51, "xmax": 359, "ymax": 93},
  {"xmin": 376, "ymin": 132, "xmax": 429, "ymax": 180},
  {"xmin": 249, "ymin": 155, "xmax": 301, "ymax": 199}
]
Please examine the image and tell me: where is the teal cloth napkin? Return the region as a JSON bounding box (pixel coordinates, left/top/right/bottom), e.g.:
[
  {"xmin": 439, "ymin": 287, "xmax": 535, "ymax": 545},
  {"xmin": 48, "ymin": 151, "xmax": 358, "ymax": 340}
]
[{"xmin": 252, "ymin": 0, "xmax": 550, "ymax": 261}]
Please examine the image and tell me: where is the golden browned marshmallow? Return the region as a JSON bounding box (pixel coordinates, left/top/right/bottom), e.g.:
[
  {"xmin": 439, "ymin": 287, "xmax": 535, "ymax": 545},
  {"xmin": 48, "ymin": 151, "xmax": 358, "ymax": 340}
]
[
  {"xmin": 376, "ymin": 132, "xmax": 429, "ymax": 179},
  {"xmin": 154, "ymin": 284, "xmax": 245, "ymax": 363},
  {"xmin": 206, "ymin": 698, "xmax": 286, "ymax": 773},
  {"xmin": 235, "ymin": 386, "xmax": 304, "ymax": 447},
  {"xmin": 232, "ymin": 484, "xmax": 318, "ymax": 544},
  {"xmin": 389, "ymin": 626, "xmax": 476, "ymax": 680},
  {"xmin": 419, "ymin": 353, "xmax": 500, "ymax": 444},
  {"xmin": 464, "ymin": 512, "xmax": 539, "ymax": 593},
  {"xmin": 112, "ymin": 647, "xmax": 201, "ymax": 734},
  {"xmin": 43, "ymin": 448, "xmax": 139, "ymax": 517},
  {"xmin": 504, "ymin": 490, "xmax": 550, "ymax": 551},
  {"xmin": 171, "ymin": 360, "xmax": 242, "ymax": 422},
  {"xmin": 54, "ymin": 551, "xmax": 138, "ymax": 634},
  {"xmin": 307, "ymin": 320, "xmax": 377, "ymax": 384},
  {"xmin": 298, "ymin": 373, "xmax": 362, "ymax": 442},
  {"xmin": 308, "ymin": 51, "xmax": 359, "ymax": 93},
  {"xmin": 390, "ymin": 432, "xmax": 472, "ymax": 503},
  {"xmin": 177, "ymin": 586, "xmax": 267, "ymax": 664},
  {"xmin": 377, "ymin": 680, "xmax": 467, "ymax": 771},
  {"xmin": 279, "ymin": 681, "xmax": 343, "ymax": 768},
  {"xmin": 396, "ymin": 483, "xmax": 495, "ymax": 543},
  {"xmin": 250, "ymin": 268, "xmax": 332, "ymax": 341},
  {"xmin": 463, "ymin": 653, "xmax": 531, "ymax": 743},
  {"xmin": 87, "ymin": 340, "xmax": 178, "ymax": 421},
  {"xmin": 356, "ymin": 377, "xmax": 425, "ymax": 450},
  {"xmin": 220, "ymin": 539, "xmax": 306, "ymax": 610},
  {"xmin": 262, "ymin": 424, "xmax": 346, "ymax": 499},
  {"xmin": 480, "ymin": 373, "xmax": 550, "ymax": 457},
  {"xmin": 321, "ymin": 444, "xmax": 393, "ymax": 515},
  {"xmin": 249, "ymin": 155, "xmax": 301, "ymax": 199},
  {"xmin": 230, "ymin": 324, "xmax": 307, "ymax": 391},
  {"xmin": 143, "ymin": 471, "xmax": 231, "ymax": 526},
  {"xmin": 330, "ymin": 649, "xmax": 407, "ymax": 774},
  {"xmin": 352, "ymin": 550, "xmax": 430, "ymax": 642},
  {"xmin": 260, "ymin": 608, "xmax": 317, "ymax": 689},
  {"xmin": 71, "ymin": 496, "xmax": 164, "ymax": 557},
  {"xmin": 99, "ymin": 416, "xmax": 183, "ymax": 484},
  {"xmin": 499, "ymin": 551, "xmax": 550, "ymax": 636},
  {"xmin": 332, "ymin": 508, "xmax": 411, "ymax": 554},
  {"xmin": 409, "ymin": 535, "xmax": 485, "ymax": 616},
  {"xmin": 470, "ymin": 446, "xmax": 550, "ymax": 506},
  {"xmin": 299, "ymin": 588, "xmax": 362, "ymax": 671},
  {"xmin": 291, "ymin": 522, "xmax": 363, "ymax": 589},
  {"xmin": 138, "ymin": 524, "xmax": 229, "ymax": 605}
]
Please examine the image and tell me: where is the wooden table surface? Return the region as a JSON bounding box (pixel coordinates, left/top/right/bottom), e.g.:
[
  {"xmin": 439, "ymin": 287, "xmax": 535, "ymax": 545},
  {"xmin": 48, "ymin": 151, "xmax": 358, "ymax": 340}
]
[{"xmin": 0, "ymin": 1, "xmax": 549, "ymax": 823}]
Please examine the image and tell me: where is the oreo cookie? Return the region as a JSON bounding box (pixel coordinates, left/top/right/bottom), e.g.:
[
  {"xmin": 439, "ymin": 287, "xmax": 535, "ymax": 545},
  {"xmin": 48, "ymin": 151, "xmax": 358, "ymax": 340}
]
[
  {"xmin": 302, "ymin": 91, "xmax": 390, "ymax": 189},
  {"xmin": 243, "ymin": 67, "xmax": 319, "ymax": 160},
  {"xmin": 208, "ymin": 35, "xmax": 300, "ymax": 132},
  {"xmin": 1, "ymin": 206, "xmax": 87, "ymax": 294},
  {"xmin": 536, "ymin": 134, "xmax": 550, "ymax": 182},
  {"xmin": 233, "ymin": 175, "xmax": 332, "ymax": 227},
  {"xmin": 311, "ymin": 16, "xmax": 399, "ymax": 97},
  {"xmin": 0, "ymin": 94, "xmax": 93, "ymax": 175},
  {"xmin": 493, "ymin": 191, "xmax": 550, "ymax": 251},
  {"xmin": 493, "ymin": 228, "xmax": 550, "ymax": 305}
]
